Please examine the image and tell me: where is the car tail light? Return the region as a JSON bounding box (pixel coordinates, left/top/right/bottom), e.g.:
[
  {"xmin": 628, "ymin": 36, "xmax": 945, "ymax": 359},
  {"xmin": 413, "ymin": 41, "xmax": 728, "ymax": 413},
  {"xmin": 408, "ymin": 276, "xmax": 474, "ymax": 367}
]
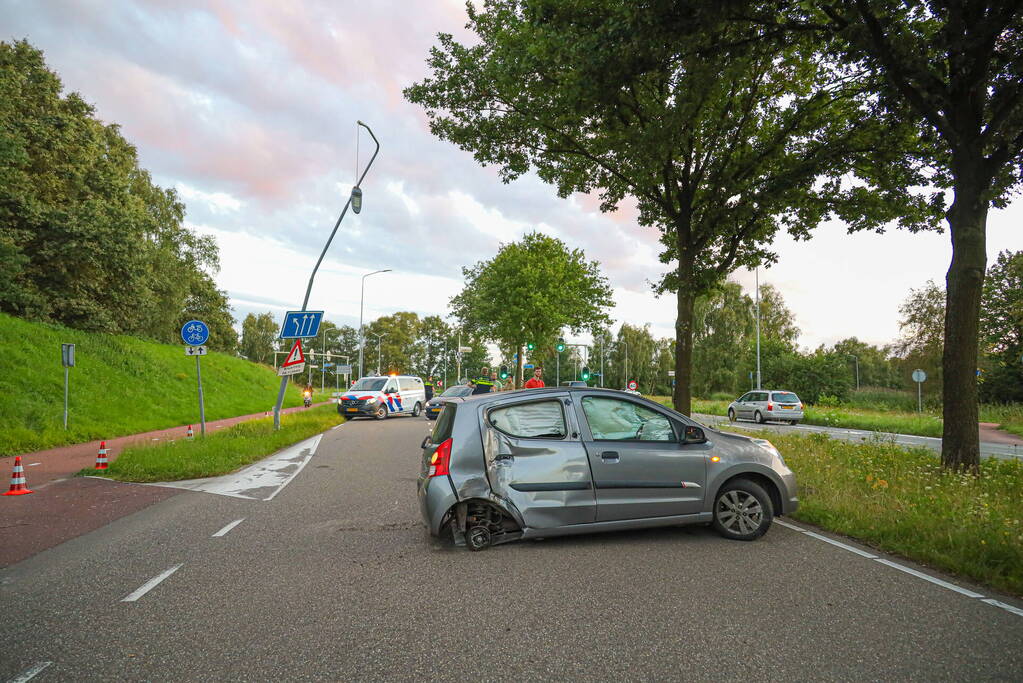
[
  {"xmin": 800, "ymin": 402, "xmax": 804, "ymax": 410},
  {"xmin": 429, "ymin": 438, "xmax": 452, "ymax": 477},
  {"xmin": 767, "ymin": 402, "xmax": 773, "ymax": 411}
]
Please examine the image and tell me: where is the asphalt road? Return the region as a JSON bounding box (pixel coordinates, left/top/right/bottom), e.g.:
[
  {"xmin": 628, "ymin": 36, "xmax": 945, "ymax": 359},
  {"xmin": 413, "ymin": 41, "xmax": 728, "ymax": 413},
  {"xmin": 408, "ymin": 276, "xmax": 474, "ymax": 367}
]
[{"xmin": 2, "ymin": 416, "xmax": 1022, "ymax": 681}]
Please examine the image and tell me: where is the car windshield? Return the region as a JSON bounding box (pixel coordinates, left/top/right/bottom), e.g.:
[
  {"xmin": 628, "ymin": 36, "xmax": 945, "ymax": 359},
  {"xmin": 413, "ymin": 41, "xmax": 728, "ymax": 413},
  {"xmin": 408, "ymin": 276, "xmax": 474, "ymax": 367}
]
[
  {"xmin": 350, "ymin": 378, "xmax": 387, "ymax": 392},
  {"xmin": 440, "ymin": 386, "xmax": 473, "ymax": 397},
  {"xmin": 772, "ymin": 392, "xmax": 799, "ymax": 403}
]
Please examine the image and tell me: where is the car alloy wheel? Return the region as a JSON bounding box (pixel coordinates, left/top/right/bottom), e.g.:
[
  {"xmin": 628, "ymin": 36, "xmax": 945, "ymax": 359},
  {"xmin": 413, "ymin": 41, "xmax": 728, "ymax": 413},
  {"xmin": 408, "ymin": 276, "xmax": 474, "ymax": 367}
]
[
  {"xmin": 412, "ymin": 402, "xmax": 422, "ymax": 417},
  {"xmin": 712, "ymin": 479, "xmax": 773, "ymax": 541},
  {"xmin": 754, "ymin": 410, "xmax": 764, "ymax": 424},
  {"xmin": 727, "ymin": 409, "xmax": 736, "ymax": 422},
  {"xmin": 375, "ymin": 404, "xmax": 387, "ymax": 420}
]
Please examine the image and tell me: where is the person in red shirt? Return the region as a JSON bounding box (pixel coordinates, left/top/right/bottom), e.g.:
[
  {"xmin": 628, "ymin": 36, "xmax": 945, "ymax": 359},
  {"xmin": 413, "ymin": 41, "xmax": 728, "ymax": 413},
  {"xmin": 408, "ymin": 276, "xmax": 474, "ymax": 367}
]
[{"xmin": 524, "ymin": 367, "xmax": 545, "ymax": 389}]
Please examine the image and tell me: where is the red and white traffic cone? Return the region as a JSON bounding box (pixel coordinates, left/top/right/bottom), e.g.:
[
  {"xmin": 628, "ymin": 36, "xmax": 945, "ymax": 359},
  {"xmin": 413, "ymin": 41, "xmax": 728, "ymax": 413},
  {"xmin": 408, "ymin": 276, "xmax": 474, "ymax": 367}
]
[
  {"xmin": 3, "ymin": 456, "xmax": 34, "ymax": 495},
  {"xmin": 186, "ymin": 425, "xmax": 194, "ymax": 440},
  {"xmin": 94, "ymin": 441, "xmax": 109, "ymax": 470}
]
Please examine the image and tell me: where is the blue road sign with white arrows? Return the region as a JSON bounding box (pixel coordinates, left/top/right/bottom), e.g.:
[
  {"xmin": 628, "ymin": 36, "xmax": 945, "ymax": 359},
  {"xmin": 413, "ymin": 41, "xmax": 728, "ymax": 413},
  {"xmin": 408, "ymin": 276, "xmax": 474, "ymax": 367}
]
[
  {"xmin": 181, "ymin": 320, "xmax": 210, "ymax": 345},
  {"xmin": 279, "ymin": 311, "xmax": 324, "ymax": 339}
]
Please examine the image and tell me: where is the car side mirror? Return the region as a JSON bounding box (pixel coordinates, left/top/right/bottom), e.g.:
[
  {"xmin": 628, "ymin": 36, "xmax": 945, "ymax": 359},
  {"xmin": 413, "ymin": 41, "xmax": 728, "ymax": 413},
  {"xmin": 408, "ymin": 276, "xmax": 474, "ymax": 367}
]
[
  {"xmin": 421, "ymin": 436, "xmax": 431, "ymax": 449},
  {"xmin": 682, "ymin": 425, "xmax": 706, "ymax": 444}
]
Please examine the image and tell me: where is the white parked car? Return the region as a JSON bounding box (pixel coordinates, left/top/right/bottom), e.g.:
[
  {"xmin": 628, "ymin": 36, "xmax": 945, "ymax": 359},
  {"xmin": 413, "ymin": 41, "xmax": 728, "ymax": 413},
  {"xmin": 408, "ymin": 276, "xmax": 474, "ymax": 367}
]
[{"xmin": 337, "ymin": 375, "xmax": 426, "ymax": 419}]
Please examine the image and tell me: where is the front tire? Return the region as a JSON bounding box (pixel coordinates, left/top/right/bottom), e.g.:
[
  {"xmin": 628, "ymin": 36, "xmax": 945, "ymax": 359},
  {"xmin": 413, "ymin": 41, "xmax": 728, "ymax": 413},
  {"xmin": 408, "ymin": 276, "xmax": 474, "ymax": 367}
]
[
  {"xmin": 712, "ymin": 479, "xmax": 773, "ymax": 541},
  {"xmin": 754, "ymin": 410, "xmax": 764, "ymax": 424},
  {"xmin": 412, "ymin": 402, "xmax": 422, "ymax": 417},
  {"xmin": 374, "ymin": 404, "xmax": 388, "ymax": 420},
  {"xmin": 727, "ymin": 409, "xmax": 736, "ymax": 422}
]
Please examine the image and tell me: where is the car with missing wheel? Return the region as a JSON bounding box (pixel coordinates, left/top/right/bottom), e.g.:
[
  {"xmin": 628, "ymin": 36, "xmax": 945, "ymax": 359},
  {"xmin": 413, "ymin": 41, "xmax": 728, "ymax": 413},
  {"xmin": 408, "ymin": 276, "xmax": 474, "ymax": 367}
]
[
  {"xmin": 425, "ymin": 384, "xmax": 474, "ymax": 419},
  {"xmin": 727, "ymin": 390, "xmax": 804, "ymax": 425},
  {"xmin": 338, "ymin": 374, "xmax": 426, "ymax": 419},
  {"xmin": 418, "ymin": 387, "xmax": 798, "ymax": 550}
]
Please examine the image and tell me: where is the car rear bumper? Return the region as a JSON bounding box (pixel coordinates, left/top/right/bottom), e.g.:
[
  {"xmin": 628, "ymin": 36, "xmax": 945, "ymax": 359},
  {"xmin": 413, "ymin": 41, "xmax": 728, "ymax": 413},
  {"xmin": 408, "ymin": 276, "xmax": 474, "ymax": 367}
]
[{"xmin": 418, "ymin": 474, "xmax": 458, "ymax": 537}]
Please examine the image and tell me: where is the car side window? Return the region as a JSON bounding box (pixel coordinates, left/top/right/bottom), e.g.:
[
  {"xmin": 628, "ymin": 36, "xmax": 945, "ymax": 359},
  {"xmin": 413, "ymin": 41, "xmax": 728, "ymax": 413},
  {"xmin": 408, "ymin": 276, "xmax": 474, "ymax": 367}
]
[
  {"xmin": 399, "ymin": 377, "xmax": 418, "ymax": 391},
  {"xmin": 738, "ymin": 393, "xmax": 750, "ymax": 402},
  {"xmin": 488, "ymin": 400, "xmax": 567, "ymax": 439},
  {"xmin": 384, "ymin": 380, "xmax": 398, "ymax": 393},
  {"xmin": 581, "ymin": 397, "xmax": 676, "ymax": 442}
]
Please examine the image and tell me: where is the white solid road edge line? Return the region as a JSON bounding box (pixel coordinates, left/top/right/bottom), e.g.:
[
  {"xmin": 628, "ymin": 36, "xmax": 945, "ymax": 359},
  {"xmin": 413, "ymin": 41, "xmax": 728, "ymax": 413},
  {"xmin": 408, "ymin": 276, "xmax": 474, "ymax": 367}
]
[
  {"xmin": 121, "ymin": 564, "xmax": 184, "ymax": 602},
  {"xmin": 9, "ymin": 661, "xmax": 53, "ymax": 683},
  {"xmin": 982, "ymin": 598, "xmax": 1023, "ymax": 617},
  {"xmin": 777, "ymin": 518, "xmax": 1023, "ymax": 616},
  {"xmin": 873, "ymin": 558, "xmax": 986, "ymax": 598},
  {"xmin": 803, "ymin": 531, "xmax": 878, "ymax": 559},
  {"xmin": 212, "ymin": 518, "xmax": 245, "ymax": 537}
]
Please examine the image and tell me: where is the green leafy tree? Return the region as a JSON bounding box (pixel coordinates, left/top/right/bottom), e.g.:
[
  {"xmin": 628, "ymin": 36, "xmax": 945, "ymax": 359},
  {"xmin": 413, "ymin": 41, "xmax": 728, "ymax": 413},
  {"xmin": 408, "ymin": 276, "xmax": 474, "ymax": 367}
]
[
  {"xmin": 406, "ymin": 1, "xmax": 928, "ymax": 414},
  {"xmin": 693, "ymin": 281, "xmax": 755, "ymax": 396},
  {"xmin": 450, "ymin": 232, "xmax": 613, "ymax": 388},
  {"xmin": 240, "ymin": 312, "xmax": 279, "ymax": 365},
  {"xmin": 0, "ymin": 40, "xmax": 232, "ymax": 344},
  {"xmin": 979, "ymin": 250, "xmax": 1023, "ymax": 402},
  {"xmin": 733, "ymin": 1, "xmax": 1023, "ymax": 470},
  {"xmin": 830, "ymin": 337, "xmax": 901, "ymax": 390},
  {"xmin": 894, "ymin": 280, "xmax": 946, "ymax": 396}
]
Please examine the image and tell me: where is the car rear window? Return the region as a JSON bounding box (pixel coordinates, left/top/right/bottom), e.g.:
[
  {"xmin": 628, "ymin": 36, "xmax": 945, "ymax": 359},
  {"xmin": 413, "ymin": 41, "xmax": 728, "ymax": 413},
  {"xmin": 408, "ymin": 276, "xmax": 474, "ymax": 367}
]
[
  {"xmin": 488, "ymin": 400, "xmax": 567, "ymax": 439},
  {"xmin": 772, "ymin": 392, "xmax": 799, "ymax": 403},
  {"xmin": 432, "ymin": 403, "xmax": 457, "ymax": 443}
]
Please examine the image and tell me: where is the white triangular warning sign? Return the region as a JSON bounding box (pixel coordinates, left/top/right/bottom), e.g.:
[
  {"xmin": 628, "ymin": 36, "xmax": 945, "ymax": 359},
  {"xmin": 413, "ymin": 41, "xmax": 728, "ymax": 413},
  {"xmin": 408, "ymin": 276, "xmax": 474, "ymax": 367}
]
[{"xmin": 283, "ymin": 339, "xmax": 305, "ymax": 366}]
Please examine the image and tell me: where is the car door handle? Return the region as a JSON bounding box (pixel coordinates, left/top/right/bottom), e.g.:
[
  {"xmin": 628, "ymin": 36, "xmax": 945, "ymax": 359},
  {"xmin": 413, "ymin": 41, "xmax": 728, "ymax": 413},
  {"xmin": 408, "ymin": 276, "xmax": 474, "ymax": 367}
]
[{"xmin": 601, "ymin": 451, "xmax": 620, "ymax": 461}]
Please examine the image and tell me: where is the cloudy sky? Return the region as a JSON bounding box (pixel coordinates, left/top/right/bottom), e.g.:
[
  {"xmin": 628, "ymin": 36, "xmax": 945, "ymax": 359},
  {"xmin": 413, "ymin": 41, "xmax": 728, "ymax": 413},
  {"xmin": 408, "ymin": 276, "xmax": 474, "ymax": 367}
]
[{"xmin": 5, "ymin": 0, "xmax": 1022, "ymax": 352}]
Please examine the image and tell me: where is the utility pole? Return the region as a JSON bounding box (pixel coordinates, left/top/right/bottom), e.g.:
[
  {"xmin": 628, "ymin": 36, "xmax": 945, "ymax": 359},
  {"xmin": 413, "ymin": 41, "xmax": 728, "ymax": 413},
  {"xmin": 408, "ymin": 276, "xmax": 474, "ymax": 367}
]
[
  {"xmin": 755, "ymin": 266, "xmax": 762, "ymax": 391},
  {"xmin": 456, "ymin": 329, "xmax": 462, "ymax": 384}
]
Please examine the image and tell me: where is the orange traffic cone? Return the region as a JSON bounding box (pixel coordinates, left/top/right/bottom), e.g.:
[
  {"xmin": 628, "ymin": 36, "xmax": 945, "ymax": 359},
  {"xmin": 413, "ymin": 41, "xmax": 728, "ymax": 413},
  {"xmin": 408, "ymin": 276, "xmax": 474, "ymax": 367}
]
[
  {"xmin": 3, "ymin": 456, "xmax": 34, "ymax": 495},
  {"xmin": 186, "ymin": 425, "xmax": 194, "ymax": 440},
  {"xmin": 94, "ymin": 441, "xmax": 109, "ymax": 470}
]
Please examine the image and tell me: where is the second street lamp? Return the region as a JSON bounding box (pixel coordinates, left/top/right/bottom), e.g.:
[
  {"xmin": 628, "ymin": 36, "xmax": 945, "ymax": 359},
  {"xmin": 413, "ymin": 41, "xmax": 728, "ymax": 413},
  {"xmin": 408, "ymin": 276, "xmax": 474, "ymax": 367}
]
[{"xmin": 358, "ymin": 269, "xmax": 391, "ymax": 379}]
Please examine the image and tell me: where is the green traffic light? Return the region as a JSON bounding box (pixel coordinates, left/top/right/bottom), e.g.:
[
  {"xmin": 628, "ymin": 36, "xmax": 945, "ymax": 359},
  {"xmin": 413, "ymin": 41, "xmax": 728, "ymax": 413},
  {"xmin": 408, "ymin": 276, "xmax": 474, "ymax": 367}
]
[{"xmin": 526, "ymin": 342, "xmax": 535, "ymax": 351}]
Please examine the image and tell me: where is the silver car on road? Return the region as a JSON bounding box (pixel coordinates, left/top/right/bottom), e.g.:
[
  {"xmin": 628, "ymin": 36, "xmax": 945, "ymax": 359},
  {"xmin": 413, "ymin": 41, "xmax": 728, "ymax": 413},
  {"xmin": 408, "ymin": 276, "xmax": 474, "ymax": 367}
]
[
  {"xmin": 728, "ymin": 390, "xmax": 804, "ymax": 425},
  {"xmin": 418, "ymin": 387, "xmax": 798, "ymax": 550}
]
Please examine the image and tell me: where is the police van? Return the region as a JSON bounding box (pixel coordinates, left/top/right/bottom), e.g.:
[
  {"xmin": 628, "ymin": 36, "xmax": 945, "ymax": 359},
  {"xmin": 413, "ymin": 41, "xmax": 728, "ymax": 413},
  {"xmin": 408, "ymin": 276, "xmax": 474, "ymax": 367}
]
[{"xmin": 338, "ymin": 374, "xmax": 427, "ymax": 419}]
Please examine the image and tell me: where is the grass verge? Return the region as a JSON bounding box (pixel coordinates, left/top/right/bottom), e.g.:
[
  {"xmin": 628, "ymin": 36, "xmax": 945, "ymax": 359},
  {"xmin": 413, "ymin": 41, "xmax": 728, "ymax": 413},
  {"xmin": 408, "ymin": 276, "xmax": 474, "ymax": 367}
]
[
  {"xmin": 758, "ymin": 429, "xmax": 1023, "ymax": 596},
  {"xmin": 0, "ymin": 312, "xmax": 316, "ymax": 455},
  {"xmin": 85, "ymin": 405, "xmax": 343, "ymax": 482},
  {"xmin": 649, "ymin": 395, "xmax": 1022, "ymax": 440}
]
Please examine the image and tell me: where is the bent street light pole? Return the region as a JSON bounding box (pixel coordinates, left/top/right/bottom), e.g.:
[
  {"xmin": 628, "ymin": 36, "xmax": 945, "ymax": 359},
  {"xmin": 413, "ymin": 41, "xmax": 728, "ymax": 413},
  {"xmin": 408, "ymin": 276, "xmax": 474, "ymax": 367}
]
[
  {"xmin": 273, "ymin": 121, "xmax": 380, "ymax": 430},
  {"xmin": 358, "ymin": 269, "xmax": 391, "ymax": 380}
]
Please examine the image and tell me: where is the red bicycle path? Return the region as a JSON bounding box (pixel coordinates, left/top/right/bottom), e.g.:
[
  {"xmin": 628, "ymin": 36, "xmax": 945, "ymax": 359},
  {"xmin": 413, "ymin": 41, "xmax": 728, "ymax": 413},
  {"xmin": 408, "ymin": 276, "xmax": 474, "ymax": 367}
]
[{"xmin": 0, "ymin": 402, "xmax": 333, "ymax": 568}]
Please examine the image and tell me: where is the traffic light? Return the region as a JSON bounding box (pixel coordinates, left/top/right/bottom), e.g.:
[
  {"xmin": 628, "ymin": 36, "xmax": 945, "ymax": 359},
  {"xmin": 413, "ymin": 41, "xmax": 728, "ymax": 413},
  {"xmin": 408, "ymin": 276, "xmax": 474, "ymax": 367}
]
[
  {"xmin": 499, "ymin": 365, "xmax": 509, "ymax": 380},
  {"xmin": 526, "ymin": 342, "xmax": 535, "ymax": 351},
  {"xmin": 556, "ymin": 337, "xmax": 566, "ymax": 353},
  {"xmin": 581, "ymin": 366, "xmax": 590, "ymax": 381}
]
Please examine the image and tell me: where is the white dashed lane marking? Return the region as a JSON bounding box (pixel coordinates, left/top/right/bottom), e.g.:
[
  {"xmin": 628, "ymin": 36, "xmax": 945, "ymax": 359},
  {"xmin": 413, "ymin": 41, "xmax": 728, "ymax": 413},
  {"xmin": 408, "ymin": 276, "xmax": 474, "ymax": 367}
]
[
  {"xmin": 774, "ymin": 518, "xmax": 1021, "ymax": 616},
  {"xmin": 212, "ymin": 519, "xmax": 245, "ymax": 537},
  {"xmin": 8, "ymin": 661, "xmax": 53, "ymax": 682},
  {"xmin": 121, "ymin": 564, "xmax": 183, "ymax": 602}
]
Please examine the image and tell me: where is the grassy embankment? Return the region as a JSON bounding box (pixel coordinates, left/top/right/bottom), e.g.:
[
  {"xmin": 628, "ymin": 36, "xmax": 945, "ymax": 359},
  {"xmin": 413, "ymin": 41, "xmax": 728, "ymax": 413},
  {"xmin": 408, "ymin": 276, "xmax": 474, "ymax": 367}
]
[
  {"xmin": 749, "ymin": 429, "xmax": 1023, "ymax": 597},
  {"xmin": 648, "ymin": 388, "xmax": 1023, "ymax": 439},
  {"xmin": 0, "ymin": 312, "xmax": 322, "ymax": 455},
  {"xmin": 87, "ymin": 404, "xmax": 343, "ymax": 482}
]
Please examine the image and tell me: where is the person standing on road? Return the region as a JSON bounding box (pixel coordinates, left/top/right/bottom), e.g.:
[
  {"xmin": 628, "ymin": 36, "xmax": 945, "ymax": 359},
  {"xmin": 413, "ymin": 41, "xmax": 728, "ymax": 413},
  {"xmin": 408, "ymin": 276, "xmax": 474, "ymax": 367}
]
[
  {"xmin": 424, "ymin": 376, "xmax": 435, "ymax": 401},
  {"xmin": 524, "ymin": 367, "xmax": 545, "ymax": 389},
  {"xmin": 470, "ymin": 366, "xmax": 495, "ymax": 394}
]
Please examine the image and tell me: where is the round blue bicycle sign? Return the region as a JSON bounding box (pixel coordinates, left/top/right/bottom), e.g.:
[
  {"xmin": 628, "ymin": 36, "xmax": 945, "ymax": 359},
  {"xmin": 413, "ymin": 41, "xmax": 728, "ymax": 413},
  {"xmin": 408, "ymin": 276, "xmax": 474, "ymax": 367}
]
[{"xmin": 181, "ymin": 320, "xmax": 210, "ymax": 346}]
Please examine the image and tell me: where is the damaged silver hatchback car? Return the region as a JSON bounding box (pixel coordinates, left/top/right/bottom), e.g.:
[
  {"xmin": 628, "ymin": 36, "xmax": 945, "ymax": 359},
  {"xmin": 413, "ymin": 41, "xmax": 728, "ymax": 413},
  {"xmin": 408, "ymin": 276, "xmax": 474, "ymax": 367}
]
[{"xmin": 418, "ymin": 387, "xmax": 798, "ymax": 550}]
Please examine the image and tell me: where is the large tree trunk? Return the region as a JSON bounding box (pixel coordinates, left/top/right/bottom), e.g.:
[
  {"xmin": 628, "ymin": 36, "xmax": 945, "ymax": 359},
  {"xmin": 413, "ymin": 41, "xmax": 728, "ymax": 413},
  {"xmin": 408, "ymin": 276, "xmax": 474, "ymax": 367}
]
[
  {"xmin": 673, "ymin": 275, "xmax": 696, "ymax": 417},
  {"xmin": 941, "ymin": 166, "xmax": 988, "ymax": 473}
]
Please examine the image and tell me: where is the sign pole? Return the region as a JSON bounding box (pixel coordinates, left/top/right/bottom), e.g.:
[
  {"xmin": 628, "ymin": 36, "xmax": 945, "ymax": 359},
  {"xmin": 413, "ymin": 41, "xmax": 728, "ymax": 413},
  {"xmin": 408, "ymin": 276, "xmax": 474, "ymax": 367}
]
[
  {"xmin": 196, "ymin": 354, "xmax": 206, "ymax": 436},
  {"xmin": 63, "ymin": 365, "xmax": 69, "ymax": 429}
]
